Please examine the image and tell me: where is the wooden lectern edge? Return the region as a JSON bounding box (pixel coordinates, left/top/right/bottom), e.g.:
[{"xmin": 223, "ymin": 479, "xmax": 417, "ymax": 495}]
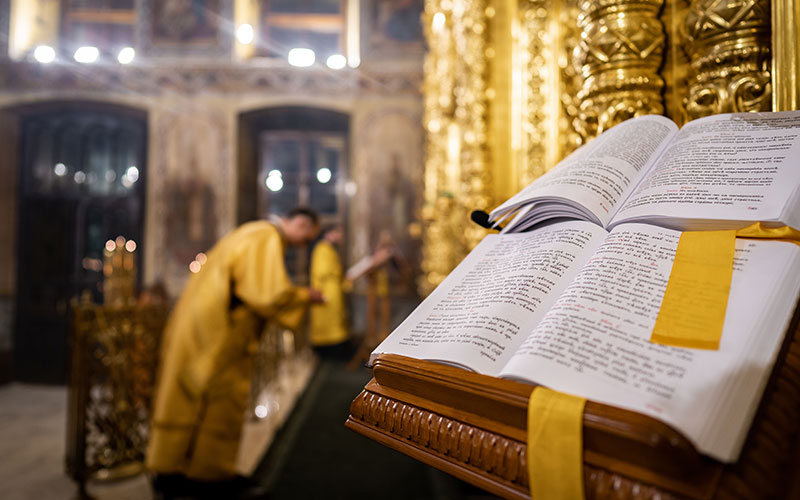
[
  {"xmin": 344, "ymin": 417, "xmax": 531, "ymax": 500},
  {"xmin": 371, "ymin": 354, "xmax": 702, "ymax": 459},
  {"xmin": 348, "ymin": 353, "xmax": 722, "ymax": 499},
  {"xmin": 347, "ymin": 301, "xmax": 800, "ymax": 499}
]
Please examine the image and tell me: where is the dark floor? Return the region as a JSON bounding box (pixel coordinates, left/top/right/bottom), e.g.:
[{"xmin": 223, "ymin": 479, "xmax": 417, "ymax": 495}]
[{"xmin": 253, "ymin": 357, "xmax": 500, "ymax": 500}]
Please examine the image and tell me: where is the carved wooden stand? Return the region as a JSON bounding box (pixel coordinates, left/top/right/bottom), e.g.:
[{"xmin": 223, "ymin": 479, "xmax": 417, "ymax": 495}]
[{"xmin": 347, "ymin": 308, "xmax": 800, "ymax": 499}]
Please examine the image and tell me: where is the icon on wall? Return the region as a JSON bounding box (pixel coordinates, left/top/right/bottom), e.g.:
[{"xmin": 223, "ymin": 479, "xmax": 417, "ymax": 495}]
[
  {"xmin": 139, "ymin": 0, "xmax": 233, "ymax": 56},
  {"xmin": 364, "ymin": 0, "xmax": 425, "ymax": 58}
]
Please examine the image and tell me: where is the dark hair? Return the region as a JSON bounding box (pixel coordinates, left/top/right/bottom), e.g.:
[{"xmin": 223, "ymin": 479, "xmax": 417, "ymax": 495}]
[{"xmin": 287, "ymin": 207, "xmax": 320, "ymax": 225}]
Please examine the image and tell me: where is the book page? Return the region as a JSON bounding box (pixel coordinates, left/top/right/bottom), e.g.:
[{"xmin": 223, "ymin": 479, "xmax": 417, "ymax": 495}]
[
  {"xmin": 370, "ymin": 221, "xmax": 607, "ymax": 375},
  {"xmin": 490, "ymin": 115, "xmax": 677, "ymax": 228},
  {"xmin": 500, "ymin": 224, "xmax": 800, "ymax": 462},
  {"xmin": 611, "ymin": 111, "xmax": 800, "ymax": 229}
]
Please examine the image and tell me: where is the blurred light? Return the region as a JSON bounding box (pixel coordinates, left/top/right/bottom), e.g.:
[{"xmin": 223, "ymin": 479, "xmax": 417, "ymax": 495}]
[
  {"xmin": 54, "ymin": 163, "xmax": 67, "ymax": 176},
  {"xmin": 236, "ymin": 24, "xmax": 254, "ymax": 44},
  {"xmin": 432, "ymin": 13, "xmax": 446, "ymax": 32},
  {"xmin": 34, "ymin": 45, "xmax": 56, "ymax": 64},
  {"xmin": 115, "ymin": 236, "xmax": 126, "ymax": 247},
  {"xmin": 447, "ymin": 123, "xmax": 461, "ymax": 162},
  {"xmin": 266, "ymin": 174, "xmax": 284, "ymax": 192},
  {"xmin": 316, "ymin": 167, "xmax": 332, "ymax": 183},
  {"xmin": 189, "ymin": 261, "xmax": 201, "ymax": 273},
  {"xmin": 326, "ymin": 54, "xmax": 346, "ymax": 70},
  {"xmin": 347, "ymin": 55, "xmax": 360, "ymax": 68},
  {"xmin": 196, "ymin": 252, "xmax": 207, "ymax": 265},
  {"xmin": 105, "ymin": 170, "xmax": 116, "ymax": 183},
  {"xmin": 74, "ymin": 46, "xmax": 99, "ymax": 64},
  {"xmin": 266, "ymin": 169, "xmax": 284, "ymax": 192},
  {"xmin": 74, "ymin": 171, "xmax": 86, "ymax": 184},
  {"xmin": 117, "ymin": 47, "xmax": 135, "ymax": 64},
  {"xmin": 125, "ymin": 240, "xmax": 137, "ymax": 252},
  {"xmin": 344, "ymin": 180, "xmax": 357, "ymax": 196},
  {"xmin": 82, "ymin": 257, "xmax": 103, "ymax": 272},
  {"xmin": 126, "ymin": 166, "xmax": 139, "ymax": 182},
  {"xmin": 105, "ymin": 240, "xmax": 116, "ymax": 252},
  {"xmin": 254, "ymin": 405, "xmax": 268, "ymax": 419},
  {"xmin": 121, "ymin": 166, "xmax": 139, "ymax": 188},
  {"xmin": 288, "ymin": 48, "xmax": 315, "ymax": 67}
]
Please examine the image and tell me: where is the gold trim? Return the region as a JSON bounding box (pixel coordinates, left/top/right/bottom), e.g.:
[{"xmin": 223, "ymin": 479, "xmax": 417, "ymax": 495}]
[
  {"xmin": 772, "ymin": 0, "xmax": 800, "ymax": 110},
  {"xmin": 683, "ymin": 0, "xmax": 771, "ymax": 118}
]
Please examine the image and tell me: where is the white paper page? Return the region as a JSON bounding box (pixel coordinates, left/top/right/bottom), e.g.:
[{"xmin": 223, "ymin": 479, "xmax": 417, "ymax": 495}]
[
  {"xmin": 490, "ymin": 115, "xmax": 677, "ymax": 228},
  {"xmin": 611, "ymin": 111, "xmax": 800, "ymax": 229},
  {"xmin": 500, "ymin": 224, "xmax": 800, "ymax": 462},
  {"xmin": 370, "ymin": 221, "xmax": 607, "ymax": 375},
  {"xmin": 345, "ymin": 255, "xmax": 373, "ymax": 281}
]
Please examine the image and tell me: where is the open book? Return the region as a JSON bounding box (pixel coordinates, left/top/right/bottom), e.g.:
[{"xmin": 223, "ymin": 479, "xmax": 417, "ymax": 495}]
[
  {"xmin": 491, "ymin": 111, "xmax": 800, "ymax": 232},
  {"xmin": 371, "ymin": 111, "xmax": 800, "ymax": 464}
]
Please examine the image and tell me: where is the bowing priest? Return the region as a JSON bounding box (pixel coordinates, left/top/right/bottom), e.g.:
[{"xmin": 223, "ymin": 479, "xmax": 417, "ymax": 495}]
[{"xmin": 146, "ymin": 207, "xmax": 324, "ymax": 499}]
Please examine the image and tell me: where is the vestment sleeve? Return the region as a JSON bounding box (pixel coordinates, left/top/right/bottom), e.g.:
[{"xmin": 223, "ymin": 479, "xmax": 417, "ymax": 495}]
[{"xmin": 231, "ymin": 229, "xmax": 311, "ymax": 329}]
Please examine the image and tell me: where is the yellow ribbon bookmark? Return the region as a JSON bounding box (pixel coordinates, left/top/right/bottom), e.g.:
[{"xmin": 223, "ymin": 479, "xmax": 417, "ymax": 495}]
[
  {"xmin": 736, "ymin": 222, "xmax": 800, "ymax": 244},
  {"xmin": 652, "ymin": 223, "xmax": 800, "ymax": 350},
  {"xmin": 650, "ymin": 229, "xmax": 737, "ymax": 350},
  {"xmin": 528, "ymin": 387, "xmax": 586, "ymax": 500}
]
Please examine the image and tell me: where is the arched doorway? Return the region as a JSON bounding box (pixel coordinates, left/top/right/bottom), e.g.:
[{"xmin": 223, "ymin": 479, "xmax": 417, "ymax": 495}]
[
  {"xmin": 238, "ymin": 106, "xmax": 350, "ymax": 283},
  {"xmin": 13, "ymin": 102, "xmax": 147, "ymax": 384}
]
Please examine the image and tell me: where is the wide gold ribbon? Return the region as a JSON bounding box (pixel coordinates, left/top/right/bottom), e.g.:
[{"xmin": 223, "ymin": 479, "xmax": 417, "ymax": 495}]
[
  {"xmin": 528, "ymin": 387, "xmax": 586, "ymax": 500},
  {"xmin": 651, "ymin": 223, "xmax": 800, "ymax": 350}
]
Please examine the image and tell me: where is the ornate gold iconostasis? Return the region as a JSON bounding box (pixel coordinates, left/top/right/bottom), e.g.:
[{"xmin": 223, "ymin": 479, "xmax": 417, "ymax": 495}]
[{"xmin": 418, "ymin": 0, "xmax": 800, "ymax": 296}]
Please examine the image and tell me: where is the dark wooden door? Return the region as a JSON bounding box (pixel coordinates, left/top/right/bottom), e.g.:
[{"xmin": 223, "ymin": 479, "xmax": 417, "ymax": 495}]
[{"xmin": 14, "ymin": 106, "xmax": 146, "ymax": 384}]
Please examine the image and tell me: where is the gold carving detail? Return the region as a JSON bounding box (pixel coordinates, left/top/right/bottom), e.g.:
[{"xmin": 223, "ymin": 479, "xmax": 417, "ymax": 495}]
[
  {"xmin": 516, "ymin": 0, "xmax": 552, "ymax": 186},
  {"xmin": 574, "ymin": 0, "xmax": 666, "ymax": 139},
  {"xmin": 661, "ymin": 0, "xmax": 692, "ymax": 126},
  {"xmin": 419, "ymin": 0, "xmax": 491, "ymax": 295},
  {"xmin": 559, "ymin": 0, "xmax": 585, "ymax": 156},
  {"xmin": 515, "ymin": 0, "xmax": 583, "ymax": 189},
  {"xmin": 67, "ymin": 304, "xmax": 168, "ymax": 485},
  {"xmin": 683, "ymin": 0, "xmax": 771, "ymax": 118}
]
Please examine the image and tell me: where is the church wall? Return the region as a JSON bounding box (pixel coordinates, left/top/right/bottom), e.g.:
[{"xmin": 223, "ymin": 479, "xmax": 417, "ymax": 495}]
[
  {"xmin": 0, "ymin": 0, "xmax": 424, "ymax": 365},
  {"xmin": 0, "ymin": 72, "xmax": 423, "ymax": 301},
  {"xmin": 349, "ymin": 99, "xmax": 424, "ymax": 291}
]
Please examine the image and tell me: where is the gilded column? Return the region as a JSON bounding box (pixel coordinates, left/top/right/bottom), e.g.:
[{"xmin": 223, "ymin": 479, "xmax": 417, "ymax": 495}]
[
  {"xmin": 558, "ymin": 0, "xmax": 585, "ymax": 157},
  {"xmin": 684, "ymin": 0, "xmax": 771, "ymax": 118},
  {"xmin": 419, "ymin": 0, "xmax": 490, "ymax": 295},
  {"xmin": 661, "ymin": 0, "xmax": 691, "ymax": 126},
  {"xmin": 574, "ymin": 0, "xmax": 666, "ymax": 140},
  {"xmin": 515, "ymin": 1, "xmax": 558, "ymax": 188},
  {"xmin": 512, "ymin": 0, "xmax": 583, "ymax": 192},
  {"xmin": 771, "ymin": 0, "xmax": 800, "ymax": 111}
]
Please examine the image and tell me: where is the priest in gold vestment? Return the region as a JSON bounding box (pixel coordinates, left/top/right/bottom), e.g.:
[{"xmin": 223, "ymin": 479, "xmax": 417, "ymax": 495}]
[
  {"xmin": 309, "ymin": 224, "xmax": 349, "ymax": 351},
  {"xmin": 146, "ymin": 208, "xmax": 323, "ymax": 499}
]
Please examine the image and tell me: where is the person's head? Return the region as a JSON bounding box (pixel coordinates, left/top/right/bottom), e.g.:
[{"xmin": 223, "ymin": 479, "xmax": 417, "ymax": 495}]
[
  {"xmin": 323, "ymin": 224, "xmax": 344, "ymax": 246},
  {"xmin": 281, "ymin": 207, "xmax": 320, "ymax": 246}
]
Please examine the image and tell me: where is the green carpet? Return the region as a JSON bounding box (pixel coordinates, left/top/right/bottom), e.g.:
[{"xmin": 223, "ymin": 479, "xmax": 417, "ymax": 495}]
[{"xmin": 253, "ymin": 360, "xmax": 499, "ymax": 500}]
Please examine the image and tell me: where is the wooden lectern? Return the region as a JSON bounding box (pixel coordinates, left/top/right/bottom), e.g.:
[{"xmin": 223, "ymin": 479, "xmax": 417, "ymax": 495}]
[{"xmin": 346, "ymin": 306, "xmax": 800, "ymax": 499}]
